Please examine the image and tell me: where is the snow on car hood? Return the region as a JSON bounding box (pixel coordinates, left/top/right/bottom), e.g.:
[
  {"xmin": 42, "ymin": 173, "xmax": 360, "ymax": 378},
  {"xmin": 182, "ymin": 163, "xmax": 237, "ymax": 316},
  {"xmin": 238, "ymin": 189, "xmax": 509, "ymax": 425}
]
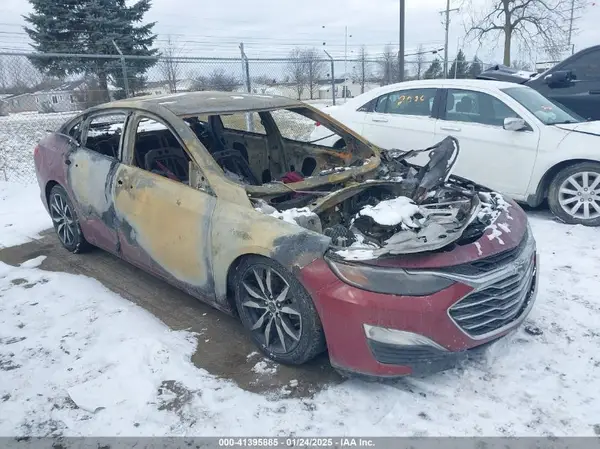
[{"xmin": 554, "ymin": 121, "xmax": 600, "ymax": 136}]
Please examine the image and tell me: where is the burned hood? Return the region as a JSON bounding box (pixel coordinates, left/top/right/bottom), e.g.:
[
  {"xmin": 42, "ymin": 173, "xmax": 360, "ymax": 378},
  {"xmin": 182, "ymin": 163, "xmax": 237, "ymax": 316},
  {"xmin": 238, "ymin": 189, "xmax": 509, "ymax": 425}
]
[{"xmin": 253, "ymin": 135, "xmax": 514, "ymax": 261}]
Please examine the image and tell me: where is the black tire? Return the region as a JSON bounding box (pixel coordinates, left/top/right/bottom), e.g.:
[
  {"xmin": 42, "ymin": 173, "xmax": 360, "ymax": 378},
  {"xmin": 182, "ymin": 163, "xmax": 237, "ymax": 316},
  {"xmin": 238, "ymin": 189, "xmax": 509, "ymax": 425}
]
[
  {"xmin": 232, "ymin": 255, "xmax": 326, "ymax": 365},
  {"xmin": 48, "ymin": 185, "xmax": 92, "ymax": 253},
  {"xmin": 548, "ymin": 162, "xmax": 600, "ymax": 226}
]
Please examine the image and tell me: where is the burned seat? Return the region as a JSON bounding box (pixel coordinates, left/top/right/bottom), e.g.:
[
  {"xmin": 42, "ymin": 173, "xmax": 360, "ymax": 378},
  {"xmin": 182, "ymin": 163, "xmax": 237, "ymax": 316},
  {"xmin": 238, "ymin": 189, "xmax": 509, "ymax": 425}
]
[
  {"xmin": 144, "ymin": 147, "xmax": 189, "ymax": 183},
  {"xmin": 212, "ymin": 149, "xmax": 259, "ymax": 185}
]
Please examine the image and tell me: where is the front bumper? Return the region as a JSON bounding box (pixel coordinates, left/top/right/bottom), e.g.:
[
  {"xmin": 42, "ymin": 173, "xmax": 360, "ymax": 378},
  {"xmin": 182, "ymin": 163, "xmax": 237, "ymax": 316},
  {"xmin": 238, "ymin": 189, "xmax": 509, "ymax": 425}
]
[{"xmin": 298, "ymin": 234, "xmax": 539, "ymax": 378}]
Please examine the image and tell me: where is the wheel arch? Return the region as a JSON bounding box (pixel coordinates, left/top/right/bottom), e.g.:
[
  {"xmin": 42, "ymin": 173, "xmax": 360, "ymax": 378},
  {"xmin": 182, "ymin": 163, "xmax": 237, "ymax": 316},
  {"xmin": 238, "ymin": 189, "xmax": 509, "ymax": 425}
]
[
  {"xmin": 527, "ymin": 158, "xmax": 599, "ymax": 207},
  {"xmin": 224, "ymin": 252, "xmax": 269, "ymax": 315},
  {"xmin": 44, "ymin": 180, "xmax": 61, "ymax": 208}
]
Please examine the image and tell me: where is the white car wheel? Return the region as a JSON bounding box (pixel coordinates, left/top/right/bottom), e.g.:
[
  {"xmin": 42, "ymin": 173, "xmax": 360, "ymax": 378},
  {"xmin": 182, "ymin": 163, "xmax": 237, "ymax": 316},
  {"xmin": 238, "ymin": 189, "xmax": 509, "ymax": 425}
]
[{"xmin": 548, "ymin": 162, "xmax": 600, "ymax": 226}]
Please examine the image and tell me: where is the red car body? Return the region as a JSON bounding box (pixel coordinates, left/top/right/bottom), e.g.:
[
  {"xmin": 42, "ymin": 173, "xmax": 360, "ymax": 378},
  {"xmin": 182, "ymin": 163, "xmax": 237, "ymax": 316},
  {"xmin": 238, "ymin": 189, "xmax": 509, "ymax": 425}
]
[
  {"xmin": 33, "ymin": 92, "xmax": 539, "ymax": 378},
  {"xmin": 300, "ymin": 204, "xmax": 538, "ymax": 377}
]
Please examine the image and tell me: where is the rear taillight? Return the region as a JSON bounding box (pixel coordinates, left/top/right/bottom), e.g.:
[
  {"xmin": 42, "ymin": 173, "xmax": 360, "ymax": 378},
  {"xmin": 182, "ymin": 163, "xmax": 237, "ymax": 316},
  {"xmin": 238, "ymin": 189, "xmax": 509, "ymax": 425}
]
[
  {"xmin": 315, "ymin": 121, "xmax": 321, "ymax": 127},
  {"xmin": 34, "ymin": 145, "xmax": 40, "ymax": 157}
]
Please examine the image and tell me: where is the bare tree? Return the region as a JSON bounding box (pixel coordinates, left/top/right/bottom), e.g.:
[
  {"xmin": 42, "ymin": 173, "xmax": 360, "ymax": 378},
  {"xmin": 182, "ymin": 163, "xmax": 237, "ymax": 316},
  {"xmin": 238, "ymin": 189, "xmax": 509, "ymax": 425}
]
[
  {"xmin": 511, "ymin": 59, "xmax": 534, "ymax": 70},
  {"xmin": 415, "ymin": 44, "xmax": 426, "ymax": 80},
  {"xmin": 301, "ymin": 48, "xmax": 325, "ymax": 100},
  {"xmin": 466, "ymin": 0, "xmax": 576, "ymax": 66},
  {"xmin": 377, "ymin": 45, "xmax": 398, "ymax": 86},
  {"xmin": 286, "ymin": 48, "xmax": 307, "ymax": 100},
  {"xmin": 207, "ymin": 69, "xmax": 238, "ymax": 91},
  {"xmin": 159, "ymin": 36, "xmax": 182, "ymax": 93},
  {"xmin": 352, "ymin": 46, "xmax": 371, "ymax": 93}
]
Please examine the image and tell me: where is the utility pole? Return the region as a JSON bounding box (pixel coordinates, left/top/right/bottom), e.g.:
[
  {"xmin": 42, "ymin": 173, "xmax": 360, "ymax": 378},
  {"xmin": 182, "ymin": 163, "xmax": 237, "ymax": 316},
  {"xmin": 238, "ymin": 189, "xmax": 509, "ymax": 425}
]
[
  {"xmin": 239, "ymin": 43, "xmax": 254, "ymax": 132},
  {"xmin": 344, "ymin": 26, "xmax": 348, "ymax": 99},
  {"xmin": 567, "ymin": 0, "xmax": 576, "ymax": 54},
  {"xmin": 324, "ymin": 50, "xmax": 336, "ymax": 105},
  {"xmin": 440, "ymin": 0, "xmax": 459, "ymax": 79},
  {"xmin": 398, "ymin": 0, "xmax": 405, "ymax": 82}
]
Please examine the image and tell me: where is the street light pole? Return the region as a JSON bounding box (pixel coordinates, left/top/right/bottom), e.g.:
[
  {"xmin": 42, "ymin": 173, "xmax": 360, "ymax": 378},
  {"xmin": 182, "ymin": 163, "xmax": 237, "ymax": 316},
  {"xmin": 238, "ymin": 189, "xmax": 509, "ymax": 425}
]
[
  {"xmin": 567, "ymin": 0, "xmax": 575, "ymax": 54},
  {"xmin": 398, "ymin": 0, "xmax": 405, "ymax": 82},
  {"xmin": 344, "ymin": 26, "xmax": 348, "ymax": 98}
]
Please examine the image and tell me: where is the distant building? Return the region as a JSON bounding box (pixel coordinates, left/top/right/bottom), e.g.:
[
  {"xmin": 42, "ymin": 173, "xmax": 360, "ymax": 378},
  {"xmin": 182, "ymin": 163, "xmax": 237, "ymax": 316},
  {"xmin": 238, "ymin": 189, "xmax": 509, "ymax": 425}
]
[{"xmin": 1, "ymin": 80, "xmax": 119, "ymax": 115}]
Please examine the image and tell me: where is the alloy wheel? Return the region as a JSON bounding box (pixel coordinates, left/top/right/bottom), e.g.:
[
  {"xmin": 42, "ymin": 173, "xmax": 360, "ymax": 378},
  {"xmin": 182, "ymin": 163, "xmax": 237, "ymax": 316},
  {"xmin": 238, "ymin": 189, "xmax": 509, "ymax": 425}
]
[
  {"xmin": 241, "ymin": 266, "xmax": 302, "ymax": 354},
  {"xmin": 50, "ymin": 193, "xmax": 76, "ymax": 246},
  {"xmin": 558, "ymin": 171, "xmax": 600, "ymax": 221}
]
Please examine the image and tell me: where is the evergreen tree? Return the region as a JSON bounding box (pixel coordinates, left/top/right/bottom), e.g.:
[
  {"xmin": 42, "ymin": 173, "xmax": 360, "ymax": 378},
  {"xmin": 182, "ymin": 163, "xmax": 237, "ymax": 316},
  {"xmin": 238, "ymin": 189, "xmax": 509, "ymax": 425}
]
[
  {"xmin": 468, "ymin": 56, "xmax": 483, "ymax": 79},
  {"xmin": 24, "ymin": 0, "xmax": 157, "ymax": 101},
  {"xmin": 448, "ymin": 49, "xmax": 469, "ymax": 79},
  {"xmin": 424, "ymin": 59, "xmax": 443, "ymax": 79}
]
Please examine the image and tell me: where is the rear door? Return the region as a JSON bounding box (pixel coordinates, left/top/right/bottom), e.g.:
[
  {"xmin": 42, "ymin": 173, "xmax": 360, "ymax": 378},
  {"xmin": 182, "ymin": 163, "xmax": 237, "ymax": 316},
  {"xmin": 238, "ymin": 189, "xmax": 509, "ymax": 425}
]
[
  {"xmin": 435, "ymin": 88, "xmax": 540, "ymax": 197},
  {"xmin": 64, "ymin": 111, "xmax": 129, "ymax": 254},
  {"xmin": 360, "ymin": 87, "xmax": 440, "ymax": 166}
]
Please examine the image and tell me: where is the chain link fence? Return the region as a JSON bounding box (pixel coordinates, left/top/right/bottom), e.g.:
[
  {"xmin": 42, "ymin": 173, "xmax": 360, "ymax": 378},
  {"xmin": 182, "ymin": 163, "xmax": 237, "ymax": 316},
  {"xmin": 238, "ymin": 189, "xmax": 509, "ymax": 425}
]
[{"xmin": 0, "ymin": 51, "xmax": 494, "ymax": 184}]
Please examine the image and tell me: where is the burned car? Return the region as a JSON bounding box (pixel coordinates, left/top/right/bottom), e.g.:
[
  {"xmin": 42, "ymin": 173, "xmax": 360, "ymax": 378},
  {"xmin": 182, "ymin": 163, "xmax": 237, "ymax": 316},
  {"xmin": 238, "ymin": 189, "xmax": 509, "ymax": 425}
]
[{"xmin": 34, "ymin": 91, "xmax": 538, "ymax": 377}]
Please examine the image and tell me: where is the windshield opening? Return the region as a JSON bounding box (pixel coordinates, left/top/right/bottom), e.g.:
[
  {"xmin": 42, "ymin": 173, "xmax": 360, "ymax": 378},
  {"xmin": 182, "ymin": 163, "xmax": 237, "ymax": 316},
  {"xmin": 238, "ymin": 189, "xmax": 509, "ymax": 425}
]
[
  {"xmin": 179, "ymin": 107, "xmax": 374, "ymax": 189},
  {"xmin": 501, "ymin": 86, "xmax": 584, "ymax": 125}
]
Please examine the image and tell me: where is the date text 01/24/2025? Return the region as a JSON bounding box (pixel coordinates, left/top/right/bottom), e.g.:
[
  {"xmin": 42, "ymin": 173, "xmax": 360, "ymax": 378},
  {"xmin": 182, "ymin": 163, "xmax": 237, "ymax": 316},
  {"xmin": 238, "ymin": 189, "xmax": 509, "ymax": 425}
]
[{"xmin": 218, "ymin": 438, "xmax": 376, "ymax": 447}]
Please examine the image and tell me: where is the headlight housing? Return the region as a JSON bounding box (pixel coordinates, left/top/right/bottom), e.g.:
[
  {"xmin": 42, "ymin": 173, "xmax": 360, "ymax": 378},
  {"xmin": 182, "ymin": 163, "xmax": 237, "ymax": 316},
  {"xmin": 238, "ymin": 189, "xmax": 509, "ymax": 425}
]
[{"xmin": 325, "ymin": 255, "xmax": 455, "ymax": 296}]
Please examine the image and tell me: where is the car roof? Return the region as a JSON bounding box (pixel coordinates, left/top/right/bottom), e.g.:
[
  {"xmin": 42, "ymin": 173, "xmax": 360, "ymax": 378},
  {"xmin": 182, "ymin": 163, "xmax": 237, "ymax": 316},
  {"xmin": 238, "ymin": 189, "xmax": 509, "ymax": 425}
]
[
  {"xmin": 89, "ymin": 91, "xmax": 305, "ymax": 116},
  {"xmin": 372, "ymin": 78, "xmax": 520, "ymax": 90}
]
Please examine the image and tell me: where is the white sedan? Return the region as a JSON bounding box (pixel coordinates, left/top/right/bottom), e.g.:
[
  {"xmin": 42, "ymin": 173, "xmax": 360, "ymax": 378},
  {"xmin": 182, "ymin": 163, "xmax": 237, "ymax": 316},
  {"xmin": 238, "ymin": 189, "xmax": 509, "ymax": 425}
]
[{"xmin": 309, "ymin": 79, "xmax": 600, "ymax": 226}]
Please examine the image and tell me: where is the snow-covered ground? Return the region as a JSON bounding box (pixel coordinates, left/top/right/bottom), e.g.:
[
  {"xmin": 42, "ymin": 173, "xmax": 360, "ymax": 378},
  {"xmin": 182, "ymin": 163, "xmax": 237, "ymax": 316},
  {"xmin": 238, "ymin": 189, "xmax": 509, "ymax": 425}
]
[
  {"xmin": 1, "ymin": 181, "xmax": 600, "ymax": 437},
  {"xmin": 0, "ymin": 182, "xmax": 50, "ymax": 249},
  {"xmin": 0, "ymin": 112, "xmax": 78, "ymax": 185}
]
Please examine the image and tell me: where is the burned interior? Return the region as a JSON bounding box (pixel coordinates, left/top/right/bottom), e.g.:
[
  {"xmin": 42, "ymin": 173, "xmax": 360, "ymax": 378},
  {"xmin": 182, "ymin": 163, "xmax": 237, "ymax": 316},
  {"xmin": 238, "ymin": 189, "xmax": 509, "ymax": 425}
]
[{"xmin": 73, "ymin": 98, "xmax": 511, "ymax": 262}]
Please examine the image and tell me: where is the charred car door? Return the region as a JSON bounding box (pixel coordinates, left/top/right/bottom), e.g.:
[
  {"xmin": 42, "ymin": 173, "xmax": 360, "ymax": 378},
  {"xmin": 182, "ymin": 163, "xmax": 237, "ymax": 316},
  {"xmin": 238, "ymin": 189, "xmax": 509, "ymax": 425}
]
[
  {"xmin": 111, "ymin": 113, "xmax": 218, "ymax": 303},
  {"xmin": 64, "ymin": 111, "xmax": 128, "ymax": 254}
]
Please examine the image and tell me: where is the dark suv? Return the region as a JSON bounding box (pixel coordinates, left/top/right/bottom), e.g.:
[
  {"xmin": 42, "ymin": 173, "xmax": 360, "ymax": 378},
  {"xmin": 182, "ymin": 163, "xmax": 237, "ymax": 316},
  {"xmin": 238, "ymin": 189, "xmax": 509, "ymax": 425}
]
[{"xmin": 479, "ymin": 45, "xmax": 600, "ymax": 121}]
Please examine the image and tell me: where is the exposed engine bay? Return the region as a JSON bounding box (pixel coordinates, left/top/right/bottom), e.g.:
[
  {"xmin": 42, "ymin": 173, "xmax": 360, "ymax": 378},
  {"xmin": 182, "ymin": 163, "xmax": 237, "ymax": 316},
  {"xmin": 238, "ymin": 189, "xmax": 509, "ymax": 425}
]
[{"xmin": 253, "ymin": 136, "xmax": 512, "ymax": 260}]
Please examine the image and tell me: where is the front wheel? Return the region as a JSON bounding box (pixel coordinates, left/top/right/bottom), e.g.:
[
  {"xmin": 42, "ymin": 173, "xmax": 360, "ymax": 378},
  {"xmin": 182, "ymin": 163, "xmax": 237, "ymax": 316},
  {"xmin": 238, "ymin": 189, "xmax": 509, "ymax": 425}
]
[
  {"xmin": 232, "ymin": 256, "xmax": 326, "ymax": 365},
  {"xmin": 548, "ymin": 162, "xmax": 600, "ymax": 226}
]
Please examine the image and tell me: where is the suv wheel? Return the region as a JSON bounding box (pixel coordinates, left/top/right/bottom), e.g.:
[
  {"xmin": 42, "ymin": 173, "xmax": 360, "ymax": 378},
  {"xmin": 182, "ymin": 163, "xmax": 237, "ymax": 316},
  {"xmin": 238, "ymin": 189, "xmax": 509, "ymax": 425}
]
[{"xmin": 548, "ymin": 162, "xmax": 600, "ymax": 226}]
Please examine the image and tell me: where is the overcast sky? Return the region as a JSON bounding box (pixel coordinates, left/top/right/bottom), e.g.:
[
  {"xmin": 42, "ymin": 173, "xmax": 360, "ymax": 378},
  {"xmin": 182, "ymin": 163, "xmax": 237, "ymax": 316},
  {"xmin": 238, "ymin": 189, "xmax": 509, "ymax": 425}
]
[{"xmin": 1, "ymin": 0, "xmax": 599, "ymax": 66}]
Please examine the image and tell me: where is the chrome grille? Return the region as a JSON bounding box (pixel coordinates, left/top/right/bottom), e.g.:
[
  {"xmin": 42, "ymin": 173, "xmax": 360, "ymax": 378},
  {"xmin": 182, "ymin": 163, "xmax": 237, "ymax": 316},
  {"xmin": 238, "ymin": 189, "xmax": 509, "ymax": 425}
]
[{"xmin": 449, "ymin": 254, "xmax": 536, "ymax": 338}]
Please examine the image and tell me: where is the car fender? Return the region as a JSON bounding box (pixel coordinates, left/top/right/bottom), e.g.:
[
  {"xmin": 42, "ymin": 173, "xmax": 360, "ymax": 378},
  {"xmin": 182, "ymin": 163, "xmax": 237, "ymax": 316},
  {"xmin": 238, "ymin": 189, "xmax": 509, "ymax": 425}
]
[
  {"xmin": 210, "ymin": 202, "xmax": 331, "ymax": 304},
  {"xmin": 527, "ymin": 132, "xmax": 600, "ymax": 205}
]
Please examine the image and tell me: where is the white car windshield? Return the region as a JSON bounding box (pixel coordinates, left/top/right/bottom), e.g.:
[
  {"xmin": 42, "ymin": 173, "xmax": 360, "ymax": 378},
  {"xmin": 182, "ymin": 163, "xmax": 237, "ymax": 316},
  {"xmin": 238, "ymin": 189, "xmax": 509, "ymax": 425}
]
[{"xmin": 501, "ymin": 86, "xmax": 584, "ymax": 125}]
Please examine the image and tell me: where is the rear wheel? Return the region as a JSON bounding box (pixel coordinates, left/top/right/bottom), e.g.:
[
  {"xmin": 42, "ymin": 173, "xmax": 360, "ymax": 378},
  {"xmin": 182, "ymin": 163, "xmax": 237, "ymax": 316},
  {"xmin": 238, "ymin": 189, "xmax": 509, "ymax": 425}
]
[
  {"xmin": 548, "ymin": 162, "xmax": 600, "ymax": 226},
  {"xmin": 49, "ymin": 185, "xmax": 91, "ymax": 253},
  {"xmin": 232, "ymin": 256, "xmax": 326, "ymax": 365}
]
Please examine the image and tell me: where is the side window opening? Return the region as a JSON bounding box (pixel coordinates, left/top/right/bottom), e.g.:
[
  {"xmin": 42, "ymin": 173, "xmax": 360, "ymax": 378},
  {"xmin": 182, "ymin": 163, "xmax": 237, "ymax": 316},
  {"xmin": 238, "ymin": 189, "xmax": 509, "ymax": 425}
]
[
  {"xmin": 445, "ymin": 89, "xmax": 520, "ymax": 126},
  {"xmin": 220, "ymin": 112, "xmax": 267, "ymax": 135},
  {"xmin": 563, "ymin": 49, "xmax": 600, "ymax": 81},
  {"xmin": 132, "ymin": 117, "xmax": 192, "ymax": 184},
  {"xmin": 84, "ymin": 113, "xmax": 127, "ymax": 159},
  {"xmin": 67, "ymin": 120, "xmax": 82, "ymax": 143},
  {"xmin": 374, "ymin": 94, "xmax": 389, "ymax": 113},
  {"xmin": 357, "ymin": 98, "xmax": 377, "ymax": 112},
  {"xmin": 270, "ymin": 108, "xmax": 346, "ymax": 148},
  {"xmin": 385, "ymin": 88, "xmax": 437, "ymax": 117}
]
